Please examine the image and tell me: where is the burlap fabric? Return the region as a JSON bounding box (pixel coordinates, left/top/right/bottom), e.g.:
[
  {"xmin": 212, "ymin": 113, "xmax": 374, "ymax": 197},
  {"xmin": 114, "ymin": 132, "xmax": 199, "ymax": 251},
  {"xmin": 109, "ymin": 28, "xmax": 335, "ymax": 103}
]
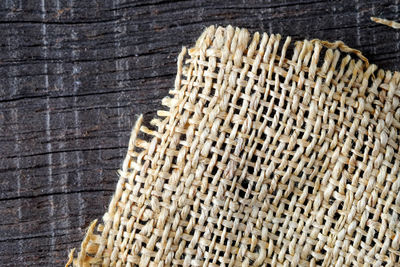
[{"xmin": 67, "ymin": 25, "xmax": 400, "ymax": 266}]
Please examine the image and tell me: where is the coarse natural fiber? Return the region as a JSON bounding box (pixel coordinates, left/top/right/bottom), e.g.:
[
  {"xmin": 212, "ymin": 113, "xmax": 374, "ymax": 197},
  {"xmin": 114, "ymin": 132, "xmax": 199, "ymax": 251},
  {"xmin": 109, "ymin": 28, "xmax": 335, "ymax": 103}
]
[{"xmin": 67, "ymin": 25, "xmax": 400, "ymax": 266}]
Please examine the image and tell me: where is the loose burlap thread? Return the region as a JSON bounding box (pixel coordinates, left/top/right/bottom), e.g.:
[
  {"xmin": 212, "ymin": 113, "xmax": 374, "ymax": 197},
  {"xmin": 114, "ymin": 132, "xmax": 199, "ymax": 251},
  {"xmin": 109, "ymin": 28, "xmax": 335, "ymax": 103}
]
[{"xmin": 68, "ymin": 25, "xmax": 400, "ymax": 266}]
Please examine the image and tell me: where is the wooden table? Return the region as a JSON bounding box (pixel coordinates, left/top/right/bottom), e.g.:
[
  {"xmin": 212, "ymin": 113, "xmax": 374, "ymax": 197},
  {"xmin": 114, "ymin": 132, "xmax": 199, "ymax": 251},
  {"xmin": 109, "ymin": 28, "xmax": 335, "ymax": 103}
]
[{"xmin": 1, "ymin": 0, "xmax": 399, "ymax": 265}]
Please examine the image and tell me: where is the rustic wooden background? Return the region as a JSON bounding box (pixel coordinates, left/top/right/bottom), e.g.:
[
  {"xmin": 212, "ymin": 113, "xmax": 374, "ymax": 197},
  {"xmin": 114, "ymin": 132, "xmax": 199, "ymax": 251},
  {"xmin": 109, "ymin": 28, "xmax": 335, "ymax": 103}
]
[{"xmin": 1, "ymin": 0, "xmax": 399, "ymax": 265}]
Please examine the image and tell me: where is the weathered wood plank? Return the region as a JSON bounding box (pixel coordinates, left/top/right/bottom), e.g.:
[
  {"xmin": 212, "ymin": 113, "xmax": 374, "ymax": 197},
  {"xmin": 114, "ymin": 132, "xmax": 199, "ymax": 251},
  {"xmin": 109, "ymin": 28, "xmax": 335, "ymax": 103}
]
[{"xmin": 0, "ymin": 0, "xmax": 399, "ymax": 265}]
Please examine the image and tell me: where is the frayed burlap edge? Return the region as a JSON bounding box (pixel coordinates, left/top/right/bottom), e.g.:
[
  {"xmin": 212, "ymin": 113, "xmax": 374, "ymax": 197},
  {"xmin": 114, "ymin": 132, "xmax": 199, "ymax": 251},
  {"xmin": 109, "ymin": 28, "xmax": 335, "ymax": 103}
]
[{"xmin": 66, "ymin": 40, "xmax": 189, "ymax": 266}]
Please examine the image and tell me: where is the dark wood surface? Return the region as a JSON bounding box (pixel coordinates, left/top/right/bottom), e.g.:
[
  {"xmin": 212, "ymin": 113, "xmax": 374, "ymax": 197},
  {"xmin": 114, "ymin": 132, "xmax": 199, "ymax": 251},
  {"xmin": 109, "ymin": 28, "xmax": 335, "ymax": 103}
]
[{"xmin": 1, "ymin": 0, "xmax": 399, "ymax": 265}]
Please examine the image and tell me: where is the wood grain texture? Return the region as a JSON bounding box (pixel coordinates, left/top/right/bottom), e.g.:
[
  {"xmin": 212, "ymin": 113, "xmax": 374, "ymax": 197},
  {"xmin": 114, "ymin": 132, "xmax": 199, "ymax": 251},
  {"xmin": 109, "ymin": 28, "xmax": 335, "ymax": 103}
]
[{"xmin": 0, "ymin": 0, "xmax": 399, "ymax": 265}]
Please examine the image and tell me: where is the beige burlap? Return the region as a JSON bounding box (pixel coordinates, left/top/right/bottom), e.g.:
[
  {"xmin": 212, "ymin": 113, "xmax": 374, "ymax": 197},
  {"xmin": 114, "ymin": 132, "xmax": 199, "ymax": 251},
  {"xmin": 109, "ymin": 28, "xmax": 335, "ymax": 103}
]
[{"xmin": 67, "ymin": 25, "xmax": 400, "ymax": 266}]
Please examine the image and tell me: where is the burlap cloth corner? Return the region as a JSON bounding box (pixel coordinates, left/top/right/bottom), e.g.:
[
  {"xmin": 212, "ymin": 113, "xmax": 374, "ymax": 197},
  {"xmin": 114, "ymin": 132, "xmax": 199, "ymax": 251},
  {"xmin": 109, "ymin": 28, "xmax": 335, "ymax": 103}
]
[{"xmin": 67, "ymin": 25, "xmax": 400, "ymax": 266}]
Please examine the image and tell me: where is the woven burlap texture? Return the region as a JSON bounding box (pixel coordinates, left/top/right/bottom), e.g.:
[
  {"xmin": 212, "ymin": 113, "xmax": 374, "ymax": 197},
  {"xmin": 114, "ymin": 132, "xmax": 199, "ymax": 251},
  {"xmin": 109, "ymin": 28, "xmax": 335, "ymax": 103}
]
[{"xmin": 67, "ymin": 25, "xmax": 400, "ymax": 266}]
